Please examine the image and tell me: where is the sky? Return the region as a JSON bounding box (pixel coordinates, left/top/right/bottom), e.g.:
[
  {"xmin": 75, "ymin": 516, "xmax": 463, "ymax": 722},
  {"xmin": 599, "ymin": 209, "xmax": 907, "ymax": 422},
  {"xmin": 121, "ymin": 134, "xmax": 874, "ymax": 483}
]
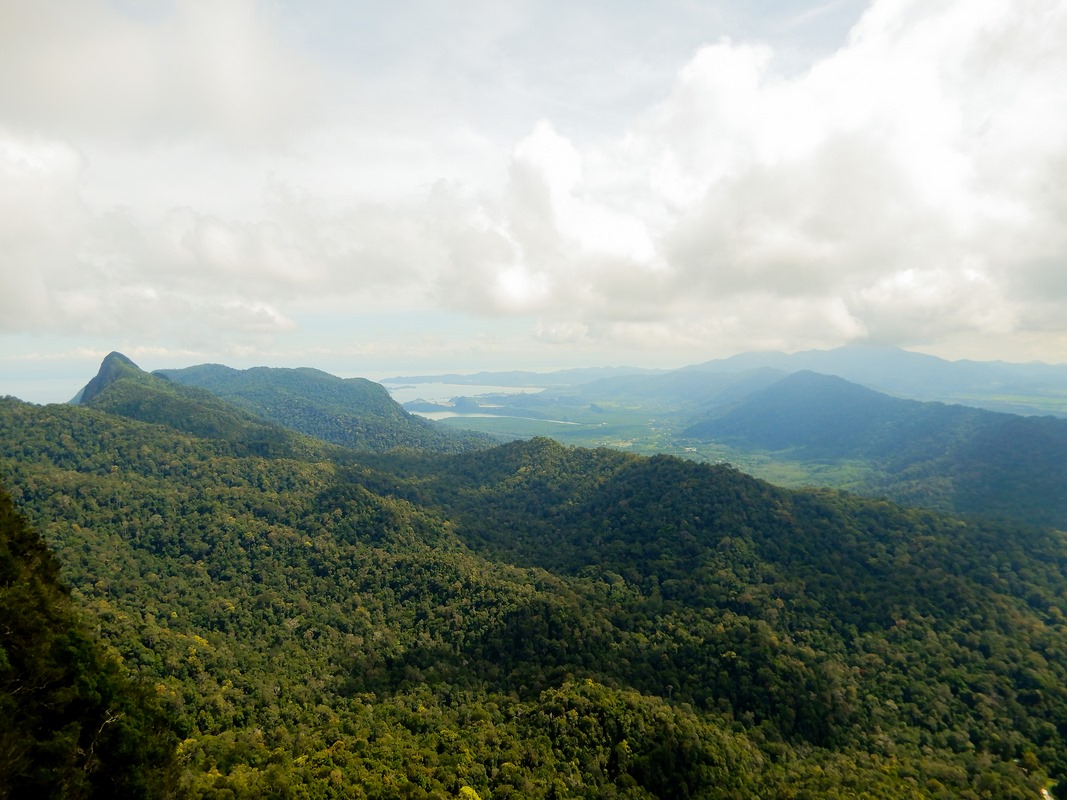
[{"xmin": 2, "ymin": 0, "xmax": 1067, "ymax": 403}]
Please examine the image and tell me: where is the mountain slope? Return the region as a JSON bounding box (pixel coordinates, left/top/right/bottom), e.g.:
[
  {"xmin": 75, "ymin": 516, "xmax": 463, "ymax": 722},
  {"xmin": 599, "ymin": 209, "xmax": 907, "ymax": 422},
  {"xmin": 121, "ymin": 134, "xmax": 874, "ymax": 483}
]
[
  {"xmin": 373, "ymin": 437, "xmax": 1067, "ymax": 772},
  {"xmin": 0, "ymin": 485, "xmax": 178, "ymax": 798},
  {"xmin": 157, "ymin": 362, "xmax": 494, "ymax": 453},
  {"xmin": 686, "ymin": 371, "xmax": 975, "ymax": 457},
  {"xmin": 685, "ymin": 370, "xmax": 1067, "ymax": 526},
  {"xmin": 72, "ymin": 352, "xmax": 327, "ymax": 459},
  {"xmin": 2, "ymin": 394, "xmax": 1067, "ymax": 796},
  {"xmin": 70, "ymin": 350, "xmax": 143, "ymax": 404},
  {"xmin": 685, "ymin": 344, "xmax": 1067, "ymax": 416}
]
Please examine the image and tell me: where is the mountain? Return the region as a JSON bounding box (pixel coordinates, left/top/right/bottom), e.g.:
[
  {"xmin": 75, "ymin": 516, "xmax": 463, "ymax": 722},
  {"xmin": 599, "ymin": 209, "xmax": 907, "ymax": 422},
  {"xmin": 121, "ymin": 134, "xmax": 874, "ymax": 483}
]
[
  {"xmin": 386, "ymin": 353, "xmax": 1067, "ymax": 530},
  {"xmin": 72, "ymin": 352, "xmax": 326, "ymax": 459},
  {"xmin": 382, "ymin": 365, "xmax": 665, "ymax": 387},
  {"xmin": 157, "ymin": 363, "xmax": 494, "ymax": 453},
  {"xmin": 70, "ymin": 350, "xmax": 143, "ymax": 404},
  {"xmin": 685, "ymin": 344, "xmax": 1067, "ymax": 416},
  {"xmin": 685, "ymin": 370, "xmax": 1067, "ymax": 526},
  {"xmin": 405, "ymin": 367, "xmax": 787, "ymax": 424},
  {"xmin": 389, "ymin": 346, "xmax": 1067, "ymax": 416},
  {"xmin": 686, "ymin": 370, "xmax": 976, "ymax": 456},
  {"xmin": 5, "ymin": 360, "xmax": 1067, "ymax": 796},
  {"xmin": 510, "ymin": 367, "xmax": 785, "ymax": 410}
]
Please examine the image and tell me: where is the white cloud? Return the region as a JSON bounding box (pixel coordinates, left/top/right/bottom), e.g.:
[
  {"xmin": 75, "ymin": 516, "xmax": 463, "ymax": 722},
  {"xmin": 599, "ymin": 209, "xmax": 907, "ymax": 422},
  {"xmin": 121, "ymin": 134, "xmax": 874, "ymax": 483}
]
[
  {"xmin": 3, "ymin": 0, "xmax": 1067, "ymax": 378},
  {"xmin": 0, "ymin": 0, "xmax": 321, "ymax": 145},
  {"xmin": 539, "ymin": 0, "xmax": 1067, "ymax": 353},
  {"xmin": 0, "ymin": 131, "xmax": 92, "ymax": 329}
]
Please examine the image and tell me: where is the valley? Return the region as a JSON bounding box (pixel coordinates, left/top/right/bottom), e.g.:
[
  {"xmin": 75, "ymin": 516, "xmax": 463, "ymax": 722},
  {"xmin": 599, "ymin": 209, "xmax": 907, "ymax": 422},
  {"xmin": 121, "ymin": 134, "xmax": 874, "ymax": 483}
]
[{"xmin": 399, "ymin": 349, "xmax": 1067, "ymax": 529}]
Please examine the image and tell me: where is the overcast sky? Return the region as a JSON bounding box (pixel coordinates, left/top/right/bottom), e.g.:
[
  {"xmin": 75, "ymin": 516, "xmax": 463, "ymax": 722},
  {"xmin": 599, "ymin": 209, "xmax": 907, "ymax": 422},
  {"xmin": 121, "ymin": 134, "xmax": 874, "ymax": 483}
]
[{"xmin": 2, "ymin": 0, "xmax": 1066, "ymax": 402}]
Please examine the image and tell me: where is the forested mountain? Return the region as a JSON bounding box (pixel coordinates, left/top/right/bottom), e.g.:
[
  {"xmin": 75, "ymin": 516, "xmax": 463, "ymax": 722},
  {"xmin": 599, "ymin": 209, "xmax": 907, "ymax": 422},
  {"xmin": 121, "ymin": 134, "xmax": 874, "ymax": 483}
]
[
  {"xmin": 3, "ymin": 385, "xmax": 1067, "ymax": 797},
  {"xmin": 685, "ymin": 344, "xmax": 1067, "ymax": 416},
  {"xmin": 157, "ymin": 362, "xmax": 494, "ymax": 453},
  {"xmin": 0, "ymin": 486, "xmax": 178, "ymax": 798},
  {"xmin": 71, "ymin": 349, "xmax": 142, "ymax": 404},
  {"xmin": 684, "ymin": 370, "xmax": 1067, "ymax": 527},
  {"xmin": 73, "ymin": 351, "xmax": 329, "ymax": 460}
]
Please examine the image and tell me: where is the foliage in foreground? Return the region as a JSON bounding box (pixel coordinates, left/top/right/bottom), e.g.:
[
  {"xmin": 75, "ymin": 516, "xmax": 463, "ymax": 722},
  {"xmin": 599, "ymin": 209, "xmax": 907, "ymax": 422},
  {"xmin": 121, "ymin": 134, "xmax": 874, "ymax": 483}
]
[
  {"xmin": 1, "ymin": 395, "xmax": 1065, "ymax": 797},
  {"xmin": 0, "ymin": 487, "xmax": 178, "ymax": 799}
]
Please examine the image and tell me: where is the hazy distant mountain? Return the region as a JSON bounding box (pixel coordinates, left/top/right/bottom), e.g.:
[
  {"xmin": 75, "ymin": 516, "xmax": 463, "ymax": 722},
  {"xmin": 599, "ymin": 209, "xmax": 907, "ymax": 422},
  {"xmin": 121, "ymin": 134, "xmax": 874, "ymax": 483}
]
[
  {"xmin": 685, "ymin": 370, "xmax": 1067, "ymax": 527},
  {"xmin": 393, "ymin": 346, "xmax": 1067, "ymax": 417},
  {"xmin": 542, "ymin": 366, "xmax": 787, "ymax": 409},
  {"xmin": 405, "ymin": 367, "xmax": 788, "ymax": 422},
  {"xmin": 157, "ymin": 363, "xmax": 494, "ymax": 453},
  {"xmin": 686, "ymin": 371, "xmax": 974, "ymax": 457},
  {"xmin": 382, "ymin": 365, "xmax": 664, "ymax": 388},
  {"xmin": 684, "ymin": 344, "xmax": 1067, "ymax": 416}
]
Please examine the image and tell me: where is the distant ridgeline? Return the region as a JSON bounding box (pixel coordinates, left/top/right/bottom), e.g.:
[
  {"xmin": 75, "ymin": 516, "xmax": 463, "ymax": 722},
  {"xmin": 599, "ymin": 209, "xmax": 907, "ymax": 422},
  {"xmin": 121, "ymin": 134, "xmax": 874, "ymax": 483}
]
[
  {"xmin": 391, "ymin": 344, "xmax": 1067, "ymax": 417},
  {"xmin": 682, "ymin": 370, "xmax": 1067, "ymax": 528},
  {"xmin": 681, "ymin": 344, "xmax": 1067, "ymax": 417},
  {"xmin": 0, "ymin": 351, "xmax": 1065, "ymax": 796},
  {"xmin": 396, "ymin": 351, "xmax": 1067, "ymax": 530}
]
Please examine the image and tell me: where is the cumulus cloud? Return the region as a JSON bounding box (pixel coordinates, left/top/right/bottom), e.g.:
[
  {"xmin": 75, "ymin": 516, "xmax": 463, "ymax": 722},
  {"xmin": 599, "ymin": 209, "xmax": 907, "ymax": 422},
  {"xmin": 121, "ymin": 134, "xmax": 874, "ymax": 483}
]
[
  {"xmin": 3, "ymin": 0, "xmax": 1067, "ymax": 368},
  {"xmin": 0, "ymin": 129, "xmax": 300, "ymax": 343},
  {"xmin": 0, "ymin": 132, "xmax": 92, "ymax": 329},
  {"xmin": 428, "ymin": 0, "xmax": 1067, "ymax": 356}
]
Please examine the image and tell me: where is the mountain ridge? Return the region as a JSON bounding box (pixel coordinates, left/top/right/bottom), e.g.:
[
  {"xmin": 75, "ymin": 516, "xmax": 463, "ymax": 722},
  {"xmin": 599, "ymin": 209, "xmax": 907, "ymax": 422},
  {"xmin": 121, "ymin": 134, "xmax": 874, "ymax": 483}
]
[
  {"xmin": 157, "ymin": 362, "xmax": 495, "ymax": 453},
  {"xmin": 70, "ymin": 352, "xmax": 327, "ymax": 459},
  {"xmin": 69, "ymin": 350, "xmax": 141, "ymax": 404},
  {"xmin": 0, "ymin": 484, "xmax": 179, "ymax": 796},
  {"xmin": 684, "ymin": 344, "xmax": 1067, "ymax": 415}
]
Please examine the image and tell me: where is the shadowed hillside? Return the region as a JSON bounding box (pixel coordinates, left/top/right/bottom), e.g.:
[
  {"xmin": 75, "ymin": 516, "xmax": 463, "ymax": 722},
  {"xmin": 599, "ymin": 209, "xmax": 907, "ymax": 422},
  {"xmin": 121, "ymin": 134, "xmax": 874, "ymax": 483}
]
[
  {"xmin": 0, "ymin": 486, "xmax": 178, "ymax": 798},
  {"xmin": 684, "ymin": 370, "xmax": 1067, "ymax": 526}
]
